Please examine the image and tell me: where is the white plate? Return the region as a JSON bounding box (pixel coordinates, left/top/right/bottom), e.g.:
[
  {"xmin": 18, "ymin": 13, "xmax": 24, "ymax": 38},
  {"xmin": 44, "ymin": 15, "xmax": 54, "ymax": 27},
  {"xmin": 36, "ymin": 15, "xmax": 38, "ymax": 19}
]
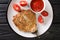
[{"xmin": 7, "ymin": 0, "xmax": 53, "ymax": 38}]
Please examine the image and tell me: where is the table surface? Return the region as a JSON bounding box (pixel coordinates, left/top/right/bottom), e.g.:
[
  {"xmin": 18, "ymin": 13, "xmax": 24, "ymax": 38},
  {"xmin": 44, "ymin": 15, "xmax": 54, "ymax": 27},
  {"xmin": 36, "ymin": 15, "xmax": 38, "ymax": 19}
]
[{"xmin": 0, "ymin": 0, "xmax": 60, "ymax": 40}]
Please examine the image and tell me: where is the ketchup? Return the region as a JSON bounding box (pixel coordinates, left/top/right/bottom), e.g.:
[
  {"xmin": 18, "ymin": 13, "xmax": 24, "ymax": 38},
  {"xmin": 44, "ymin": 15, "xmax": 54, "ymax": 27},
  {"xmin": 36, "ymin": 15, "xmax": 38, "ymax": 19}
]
[{"xmin": 31, "ymin": 0, "xmax": 44, "ymax": 12}]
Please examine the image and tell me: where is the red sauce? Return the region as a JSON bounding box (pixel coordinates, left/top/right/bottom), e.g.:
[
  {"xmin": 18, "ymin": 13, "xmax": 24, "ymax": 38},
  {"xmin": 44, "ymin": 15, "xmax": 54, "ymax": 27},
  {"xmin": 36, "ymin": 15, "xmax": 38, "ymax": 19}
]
[{"xmin": 31, "ymin": 0, "xmax": 44, "ymax": 12}]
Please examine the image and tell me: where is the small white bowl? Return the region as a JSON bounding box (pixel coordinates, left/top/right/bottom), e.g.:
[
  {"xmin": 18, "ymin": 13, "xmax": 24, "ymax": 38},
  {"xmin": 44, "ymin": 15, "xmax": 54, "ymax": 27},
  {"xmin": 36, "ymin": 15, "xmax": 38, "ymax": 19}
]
[{"xmin": 29, "ymin": 0, "xmax": 45, "ymax": 14}]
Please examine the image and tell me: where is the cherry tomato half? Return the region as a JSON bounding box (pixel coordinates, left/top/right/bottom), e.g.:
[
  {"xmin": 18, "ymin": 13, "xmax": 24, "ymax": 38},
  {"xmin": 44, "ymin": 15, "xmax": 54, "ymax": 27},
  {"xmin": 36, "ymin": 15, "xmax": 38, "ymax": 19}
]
[
  {"xmin": 41, "ymin": 11, "xmax": 48, "ymax": 17},
  {"xmin": 13, "ymin": 4, "xmax": 21, "ymax": 12},
  {"xmin": 20, "ymin": 1, "xmax": 28, "ymax": 6},
  {"xmin": 38, "ymin": 15, "xmax": 44, "ymax": 23}
]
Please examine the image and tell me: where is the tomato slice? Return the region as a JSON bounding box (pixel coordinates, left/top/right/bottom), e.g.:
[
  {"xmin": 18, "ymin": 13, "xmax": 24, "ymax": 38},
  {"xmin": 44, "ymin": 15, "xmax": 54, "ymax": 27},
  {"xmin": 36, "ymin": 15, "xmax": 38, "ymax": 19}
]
[
  {"xmin": 38, "ymin": 15, "xmax": 44, "ymax": 23},
  {"xmin": 13, "ymin": 4, "xmax": 21, "ymax": 12},
  {"xmin": 41, "ymin": 11, "xmax": 48, "ymax": 17},
  {"xmin": 20, "ymin": 1, "xmax": 28, "ymax": 6}
]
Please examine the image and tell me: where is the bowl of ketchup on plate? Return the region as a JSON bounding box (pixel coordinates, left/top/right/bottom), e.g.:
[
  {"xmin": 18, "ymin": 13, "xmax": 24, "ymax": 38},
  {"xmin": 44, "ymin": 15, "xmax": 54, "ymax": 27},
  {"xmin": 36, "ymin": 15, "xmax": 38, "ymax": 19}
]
[{"xmin": 30, "ymin": 0, "xmax": 45, "ymax": 13}]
